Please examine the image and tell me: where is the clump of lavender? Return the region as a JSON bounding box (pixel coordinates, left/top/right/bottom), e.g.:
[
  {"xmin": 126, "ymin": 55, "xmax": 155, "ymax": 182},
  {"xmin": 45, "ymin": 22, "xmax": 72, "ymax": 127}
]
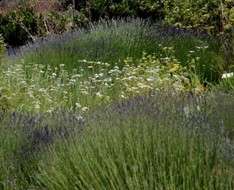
[
  {"xmin": 0, "ymin": 90, "xmax": 234, "ymax": 189},
  {"xmin": 35, "ymin": 91, "xmax": 234, "ymax": 190}
]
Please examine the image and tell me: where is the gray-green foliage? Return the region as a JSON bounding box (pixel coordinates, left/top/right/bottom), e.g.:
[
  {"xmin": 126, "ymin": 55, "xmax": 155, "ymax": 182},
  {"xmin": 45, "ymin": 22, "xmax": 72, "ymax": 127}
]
[
  {"xmin": 37, "ymin": 115, "xmax": 234, "ymax": 190},
  {"xmin": 0, "ymin": 91, "xmax": 234, "ymax": 189}
]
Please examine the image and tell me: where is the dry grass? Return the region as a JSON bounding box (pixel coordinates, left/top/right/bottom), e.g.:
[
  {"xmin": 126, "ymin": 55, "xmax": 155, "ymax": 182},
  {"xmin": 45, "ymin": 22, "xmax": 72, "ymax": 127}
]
[
  {"xmin": 0, "ymin": 0, "xmax": 61, "ymax": 15},
  {"xmin": 0, "ymin": 0, "xmax": 19, "ymax": 15}
]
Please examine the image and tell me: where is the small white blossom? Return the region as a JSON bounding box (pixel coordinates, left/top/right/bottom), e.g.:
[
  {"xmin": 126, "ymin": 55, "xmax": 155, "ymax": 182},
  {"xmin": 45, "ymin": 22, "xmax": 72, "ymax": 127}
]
[
  {"xmin": 96, "ymin": 92, "xmax": 103, "ymax": 97},
  {"xmin": 222, "ymin": 72, "xmax": 234, "ymax": 79},
  {"xmin": 183, "ymin": 106, "xmax": 190, "ymax": 118},
  {"xmin": 81, "ymin": 107, "xmax": 89, "ymax": 112},
  {"xmin": 75, "ymin": 103, "xmax": 82, "ymax": 108},
  {"xmin": 51, "ymin": 73, "xmax": 57, "ymax": 78},
  {"xmin": 34, "ymin": 103, "xmax": 40, "ymax": 110},
  {"xmin": 147, "ymin": 77, "xmax": 155, "ymax": 82}
]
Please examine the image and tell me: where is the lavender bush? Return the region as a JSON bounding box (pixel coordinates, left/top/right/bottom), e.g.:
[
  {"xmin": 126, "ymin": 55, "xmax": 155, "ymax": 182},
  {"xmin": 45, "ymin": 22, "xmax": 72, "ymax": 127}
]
[
  {"xmin": 35, "ymin": 91, "xmax": 234, "ymax": 190},
  {"xmin": 0, "ymin": 91, "xmax": 233, "ymax": 189}
]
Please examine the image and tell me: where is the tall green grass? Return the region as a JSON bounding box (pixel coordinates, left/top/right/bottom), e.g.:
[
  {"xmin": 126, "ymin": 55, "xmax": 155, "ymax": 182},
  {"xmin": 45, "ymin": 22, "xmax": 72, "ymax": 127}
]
[{"xmin": 37, "ymin": 117, "xmax": 234, "ymax": 190}]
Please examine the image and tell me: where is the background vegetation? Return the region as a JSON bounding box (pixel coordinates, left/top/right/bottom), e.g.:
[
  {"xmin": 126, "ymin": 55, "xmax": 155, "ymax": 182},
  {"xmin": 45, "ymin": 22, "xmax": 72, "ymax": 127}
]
[{"xmin": 1, "ymin": 0, "xmax": 234, "ymax": 43}]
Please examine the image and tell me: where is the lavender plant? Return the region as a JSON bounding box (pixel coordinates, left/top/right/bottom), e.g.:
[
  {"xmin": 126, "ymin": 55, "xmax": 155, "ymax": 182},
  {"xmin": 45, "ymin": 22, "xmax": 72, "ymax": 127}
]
[
  {"xmin": 0, "ymin": 91, "xmax": 234, "ymax": 189},
  {"xmin": 35, "ymin": 92, "xmax": 234, "ymax": 190}
]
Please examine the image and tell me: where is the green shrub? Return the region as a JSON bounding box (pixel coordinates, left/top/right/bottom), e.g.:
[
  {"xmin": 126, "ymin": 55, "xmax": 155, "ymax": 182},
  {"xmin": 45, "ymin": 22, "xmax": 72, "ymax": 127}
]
[
  {"xmin": 58, "ymin": 0, "xmax": 234, "ymax": 35},
  {"xmin": 0, "ymin": 3, "xmax": 91, "ymax": 46},
  {"xmin": 44, "ymin": 8, "xmax": 90, "ymax": 34},
  {"xmin": 164, "ymin": 0, "xmax": 234, "ymax": 34},
  {"xmin": 0, "ymin": 6, "xmax": 39, "ymax": 46},
  {"xmin": 1, "ymin": 0, "xmax": 234, "ymax": 47},
  {"xmin": 58, "ymin": 0, "xmax": 164, "ymax": 20},
  {"xmin": 220, "ymin": 28, "xmax": 234, "ymax": 72},
  {"xmin": 163, "ymin": 0, "xmax": 234, "ymax": 70},
  {"xmin": 88, "ymin": 0, "xmax": 163, "ymax": 19}
]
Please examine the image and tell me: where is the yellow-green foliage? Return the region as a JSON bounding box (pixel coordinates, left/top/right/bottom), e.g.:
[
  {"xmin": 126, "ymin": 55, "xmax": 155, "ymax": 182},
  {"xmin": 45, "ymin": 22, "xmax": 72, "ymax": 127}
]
[{"xmin": 164, "ymin": 0, "xmax": 234, "ymax": 34}]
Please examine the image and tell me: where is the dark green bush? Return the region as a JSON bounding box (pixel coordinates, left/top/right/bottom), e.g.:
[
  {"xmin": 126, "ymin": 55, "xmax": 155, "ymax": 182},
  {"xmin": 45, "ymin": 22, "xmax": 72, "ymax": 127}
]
[
  {"xmin": 0, "ymin": 34, "xmax": 5, "ymax": 62},
  {"xmin": 87, "ymin": 0, "xmax": 163, "ymax": 19},
  {"xmin": 0, "ymin": 6, "xmax": 39, "ymax": 46},
  {"xmin": 0, "ymin": 34, "xmax": 4, "ymax": 51}
]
